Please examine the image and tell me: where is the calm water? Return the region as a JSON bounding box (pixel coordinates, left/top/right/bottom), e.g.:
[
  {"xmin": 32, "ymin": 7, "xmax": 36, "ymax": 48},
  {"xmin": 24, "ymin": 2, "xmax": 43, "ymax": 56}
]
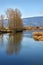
[{"xmin": 0, "ymin": 31, "xmax": 43, "ymax": 65}]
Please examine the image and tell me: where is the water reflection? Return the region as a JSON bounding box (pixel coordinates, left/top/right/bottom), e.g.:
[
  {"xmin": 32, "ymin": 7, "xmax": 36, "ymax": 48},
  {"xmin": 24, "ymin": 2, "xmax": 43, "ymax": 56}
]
[
  {"xmin": 6, "ymin": 33, "xmax": 23, "ymax": 54},
  {"xmin": 0, "ymin": 31, "xmax": 43, "ymax": 65},
  {"xmin": 0, "ymin": 31, "xmax": 33, "ymax": 53},
  {"xmin": 0, "ymin": 31, "xmax": 41, "ymax": 55},
  {"xmin": 0, "ymin": 34, "xmax": 4, "ymax": 48},
  {"xmin": 0, "ymin": 34, "xmax": 3, "ymax": 42}
]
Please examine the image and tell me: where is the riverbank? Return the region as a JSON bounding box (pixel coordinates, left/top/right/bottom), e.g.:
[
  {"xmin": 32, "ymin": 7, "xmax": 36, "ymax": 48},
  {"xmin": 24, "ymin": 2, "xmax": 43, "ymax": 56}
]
[
  {"xmin": 0, "ymin": 29, "xmax": 23, "ymax": 34},
  {"xmin": 0, "ymin": 27, "xmax": 43, "ymax": 41},
  {"xmin": 24, "ymin": 26, "xmax": 43, "ymax": 30},
  {"xmin": 0, "ymin": 26, "xmax": 43, "ymax": 33}
]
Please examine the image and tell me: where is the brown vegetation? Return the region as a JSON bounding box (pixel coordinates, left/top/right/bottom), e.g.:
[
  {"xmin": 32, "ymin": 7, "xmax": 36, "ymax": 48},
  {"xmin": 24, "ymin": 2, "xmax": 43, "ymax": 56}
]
[
  {"xmin": 33, "ymin": 32, "xmax": 43, "ymax": 41},
  {"xmin": 6, "ymin": 8, "xmax": 23, "ymax": 31},
  {"xmin": 24, "ymin": 26, "xmax": 43, "ymax": 30}
]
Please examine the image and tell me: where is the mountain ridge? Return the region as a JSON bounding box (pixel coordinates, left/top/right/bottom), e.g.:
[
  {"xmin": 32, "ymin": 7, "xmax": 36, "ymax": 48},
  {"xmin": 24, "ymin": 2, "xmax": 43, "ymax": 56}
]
[
  {"xmin": 4, "ymin": 16, "xmax": 43, "ymax": 27},
  {"xmin": 23, "ymin": 16, "xmax": 43, "ymax": 26}
]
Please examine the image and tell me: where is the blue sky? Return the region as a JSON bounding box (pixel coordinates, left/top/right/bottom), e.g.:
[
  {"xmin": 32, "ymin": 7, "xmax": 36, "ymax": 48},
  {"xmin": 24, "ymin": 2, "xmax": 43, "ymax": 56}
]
[{"xmin": 0, "ymin": 0, "xmax": 43, "ymax": 18}]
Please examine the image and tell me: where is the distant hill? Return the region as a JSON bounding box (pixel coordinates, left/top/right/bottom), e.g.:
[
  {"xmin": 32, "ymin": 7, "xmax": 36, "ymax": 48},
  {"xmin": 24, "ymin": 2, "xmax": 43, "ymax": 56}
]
[
  {"xmin": 23, "ymin": 16, "xmax": 43, "ymax": 26},
  {"xmin": 4, "ymin": 16, "xmax": 43, "ymax": 27}
]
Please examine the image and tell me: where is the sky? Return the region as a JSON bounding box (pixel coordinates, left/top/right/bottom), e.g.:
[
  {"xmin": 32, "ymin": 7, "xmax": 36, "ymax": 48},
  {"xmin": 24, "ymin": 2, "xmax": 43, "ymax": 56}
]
[{"xmin": 0, "ymin": 0, "xmax": 43, "ymax": 18}]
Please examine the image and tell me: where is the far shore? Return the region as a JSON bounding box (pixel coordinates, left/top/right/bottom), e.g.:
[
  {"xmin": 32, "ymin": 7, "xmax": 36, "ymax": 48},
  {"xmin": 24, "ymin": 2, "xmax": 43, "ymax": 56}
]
[
  {"xmin": 0, "ymin": 26, "xmax": 43, "ymax": 34},
  {"xmin": 24, "ymin": 26, "xmax": 43, "ymax": 30},
  {"xmin": 0, "ymin": 26, "xmax": 43, "ymax": 41}
]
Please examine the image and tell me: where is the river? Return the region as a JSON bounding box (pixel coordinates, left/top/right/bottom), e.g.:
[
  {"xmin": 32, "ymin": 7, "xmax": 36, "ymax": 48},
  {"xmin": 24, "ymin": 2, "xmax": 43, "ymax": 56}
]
[{"xmin": 0, "ymin": 31, "xmax": 43, "ymax": 65}]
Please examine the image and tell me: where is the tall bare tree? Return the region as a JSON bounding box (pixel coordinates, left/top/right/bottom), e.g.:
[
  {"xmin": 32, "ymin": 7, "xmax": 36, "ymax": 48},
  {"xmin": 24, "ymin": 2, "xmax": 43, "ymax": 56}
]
[
  {"xmin": 6, "ymin": 8, "xmax": 23, "ymax": 31},
  {"xmin": 0, "ymin": 15, "xmax": 4, "ymax": 30},
  {"xmin": 14, "ymin": 8, "xmax": 23, "ymax": 30},
  {"xmin": 6, "ymin": 8, "xmax": 15, "ymax": 30}
]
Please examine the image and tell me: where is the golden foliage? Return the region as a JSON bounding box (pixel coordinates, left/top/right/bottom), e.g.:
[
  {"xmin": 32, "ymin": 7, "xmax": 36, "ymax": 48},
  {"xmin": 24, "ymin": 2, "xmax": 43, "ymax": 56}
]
[{"xmin": 6, "ymin": 8, "xmax": 23, "ymax": 30}]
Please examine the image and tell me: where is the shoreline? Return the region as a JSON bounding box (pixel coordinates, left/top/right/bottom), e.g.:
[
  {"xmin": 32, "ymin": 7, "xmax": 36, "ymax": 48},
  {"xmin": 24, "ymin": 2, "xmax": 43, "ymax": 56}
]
[
  {"xmin": 0, "ymin": 26, "xmax": 43, "ymax": 34},
  {"xmin": 24, "ymin": 26, "xmax": 43, "ymax": 30}
]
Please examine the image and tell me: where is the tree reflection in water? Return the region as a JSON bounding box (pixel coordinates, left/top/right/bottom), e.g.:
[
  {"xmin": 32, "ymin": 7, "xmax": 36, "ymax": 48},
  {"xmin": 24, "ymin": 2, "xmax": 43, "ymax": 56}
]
[
  {"xmin": 0, "ymin": 34, "xmax": 3, "ymax": 48},
  {"xmin": 6, "ymin": 32, "xmax": 23, "ymax": 54}
]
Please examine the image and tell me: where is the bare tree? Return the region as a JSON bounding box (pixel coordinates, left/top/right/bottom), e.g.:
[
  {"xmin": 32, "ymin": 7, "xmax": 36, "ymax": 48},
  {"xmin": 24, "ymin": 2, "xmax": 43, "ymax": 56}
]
[
  {"xmin": 14, "ymin": 8, "xmax": 23, "ymax": 30},
  {"xmin": 0, "ymin": 15, "xmax": 4, "ymax": 30},
  {"xmin": 6, "ymin": 8, "xmax": 23, "ymax": 31},
  {"xmin": 6, "ymin": 8, "xmax": 15, "ymax": 30}
]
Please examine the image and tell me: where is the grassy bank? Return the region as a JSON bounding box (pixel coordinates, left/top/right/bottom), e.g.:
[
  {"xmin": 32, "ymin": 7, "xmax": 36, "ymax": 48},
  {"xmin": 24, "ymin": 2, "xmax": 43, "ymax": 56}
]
[
  {"xmin": 24, "ymin": 26, "xmax": 43, "ymax": 30},
  {"xmin": 0, "ymin": 26, "xmax": 43, "ymax": 33}
]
